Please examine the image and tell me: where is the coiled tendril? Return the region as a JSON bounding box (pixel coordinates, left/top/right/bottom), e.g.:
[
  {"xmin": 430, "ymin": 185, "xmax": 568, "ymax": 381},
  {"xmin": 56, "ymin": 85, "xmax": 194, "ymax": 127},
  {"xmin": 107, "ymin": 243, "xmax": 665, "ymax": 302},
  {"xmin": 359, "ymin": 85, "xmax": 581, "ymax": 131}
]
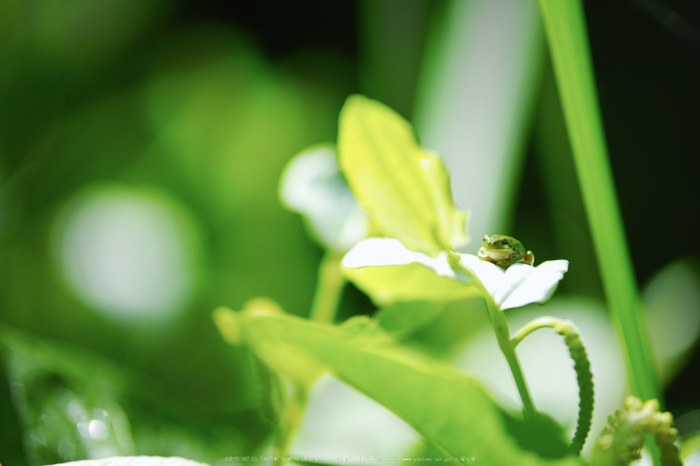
[{"xmin": 512, "ymin": 317, "xmax": 594, "ymax": 455}]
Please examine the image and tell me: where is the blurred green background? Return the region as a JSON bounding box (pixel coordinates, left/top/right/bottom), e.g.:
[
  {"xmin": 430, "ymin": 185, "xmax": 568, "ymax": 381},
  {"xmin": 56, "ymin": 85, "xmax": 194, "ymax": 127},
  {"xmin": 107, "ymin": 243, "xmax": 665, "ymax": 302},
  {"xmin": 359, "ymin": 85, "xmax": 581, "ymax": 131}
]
[{"xmin": 0, "ymin": 0, "xmax": 699, "ymax": 464}]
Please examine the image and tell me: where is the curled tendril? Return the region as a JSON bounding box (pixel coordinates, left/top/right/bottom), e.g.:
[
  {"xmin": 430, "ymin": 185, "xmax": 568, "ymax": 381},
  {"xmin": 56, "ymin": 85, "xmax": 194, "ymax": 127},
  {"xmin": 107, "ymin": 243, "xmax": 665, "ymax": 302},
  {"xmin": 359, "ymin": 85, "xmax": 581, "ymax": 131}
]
[
  {"xmin": 555, "ymin": 320, "xmax": 594, "ymax": 455},
  {"xmin": 511, "ymin": 317, "xmax": 594, "ymax": 455},
  {"xmin": 596, "ymin": 396, "xmax": 682, "ymax": 466}
]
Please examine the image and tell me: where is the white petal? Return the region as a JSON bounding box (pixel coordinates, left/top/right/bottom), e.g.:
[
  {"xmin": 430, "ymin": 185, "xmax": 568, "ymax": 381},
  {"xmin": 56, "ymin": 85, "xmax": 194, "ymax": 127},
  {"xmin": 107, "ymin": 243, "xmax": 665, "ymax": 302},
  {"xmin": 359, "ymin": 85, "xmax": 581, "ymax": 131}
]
[
  {"xmin": 499, "ymin": 260, "xmax": 569, "ymax": 310},
  {"xmin": 458, "ymin": 254, "xmax": 504, "ymax": 298},
  {"xmin": 280, "ymin": 146, "xmax": 368, "ymax": 251},
  {"xmin": 493, "ymin": 264, "xmax": 535, "ymax": 307},
  {"xmin": 342, "ymin": 238, "xmax": 456, "ymax": 279},
  {"xmin": 458, "ymin": 255, "xmax": 569, "ymax": 310}
]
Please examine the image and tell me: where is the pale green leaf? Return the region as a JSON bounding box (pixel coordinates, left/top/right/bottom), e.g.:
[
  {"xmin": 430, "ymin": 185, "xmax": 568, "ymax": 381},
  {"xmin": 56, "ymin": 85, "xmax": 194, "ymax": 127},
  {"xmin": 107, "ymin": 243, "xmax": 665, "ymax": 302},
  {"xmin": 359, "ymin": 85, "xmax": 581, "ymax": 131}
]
[
  {"xmin": 680, "ymin": 432, "xmax": 700, "ymax": 461},
  {"xmin": 420, "ymin": 150, "xmax": 469, "ymax": 248},
  {"xmin": 338, "ymin": 95, "xmax": 467, "ymax": 257},
  {"xmin": 375, "ymin": 301, "xmax": 447, "ymax": 339},
  {"xmin": 642, "ymin": 258, "xmax": 700, "ymax": 385},
  {"xmin": 343, "ymin": 262, "xmax": 479, "ymax": 307},
  {"xmin": 214, "ymin": 309, "xmax": 585, "ymax": 465},
  {"xmin": 215, "ymin": 299, "xmax": 326, "ymax": 389},
  {"xmin": 341, "ymin": 238, "xmax": 480, "ymax": 306}
]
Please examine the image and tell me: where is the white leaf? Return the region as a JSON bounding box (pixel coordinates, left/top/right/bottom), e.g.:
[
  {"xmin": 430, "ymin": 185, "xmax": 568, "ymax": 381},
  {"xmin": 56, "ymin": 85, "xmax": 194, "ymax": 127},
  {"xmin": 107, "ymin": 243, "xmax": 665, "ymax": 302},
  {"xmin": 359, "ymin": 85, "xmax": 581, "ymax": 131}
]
[{"xmin": 280, "ymin": 145, "xmax": 368, "ymax": 252}]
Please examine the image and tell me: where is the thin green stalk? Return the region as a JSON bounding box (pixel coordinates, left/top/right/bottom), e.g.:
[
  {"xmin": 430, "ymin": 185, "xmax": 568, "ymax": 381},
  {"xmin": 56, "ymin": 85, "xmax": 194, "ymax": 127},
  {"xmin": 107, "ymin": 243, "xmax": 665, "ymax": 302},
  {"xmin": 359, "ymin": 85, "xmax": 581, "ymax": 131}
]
[
  {"xmin": 274, "ymin": 251, "xmax": 345, "ymax": 464},
  {"xmin": 273, "ymin": 383, "xmax": 308, "ymax": 466},
  {"xmin": 448, "ymin": 254, "xmax": 538, "ymax": 422},
  {"xmin": 511, "ymin": 316, "xmax": 564, "ymax": 348},
  {"xmin": 538, "ymin": 0, "xmax": 659, "ymax": 403},
  {"xmin": 486, "ymin": 298, "xmax": 538, "ymax": 422},
  {"xmin": 309, "ymin": 251, "xmax": 346, "ymax": 324},
  {"xmin": 278, "ymin": 250, "xmax": 344, "ymax": 460}
]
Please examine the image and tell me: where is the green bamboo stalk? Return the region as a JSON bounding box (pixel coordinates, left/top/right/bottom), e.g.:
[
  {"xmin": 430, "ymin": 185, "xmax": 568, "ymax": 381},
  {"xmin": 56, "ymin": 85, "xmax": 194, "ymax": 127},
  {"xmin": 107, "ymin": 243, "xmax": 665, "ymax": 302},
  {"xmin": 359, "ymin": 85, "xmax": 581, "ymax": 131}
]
[{"xmin": 538, "ymin": 0, "xmax": 661, "ymax": 422}]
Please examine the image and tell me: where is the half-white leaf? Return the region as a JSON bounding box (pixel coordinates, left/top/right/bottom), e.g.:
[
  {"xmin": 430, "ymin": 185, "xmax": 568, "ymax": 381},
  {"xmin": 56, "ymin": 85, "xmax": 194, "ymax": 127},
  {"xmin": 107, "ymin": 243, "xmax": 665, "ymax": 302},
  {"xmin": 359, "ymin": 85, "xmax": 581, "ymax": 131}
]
[
  {"xmin": 342, "ymin": 238, "xmax": 478, "ymax": 306},
  {"xmin": 280, "ymin": 145, "xmax": 368, "ymax": 252}
]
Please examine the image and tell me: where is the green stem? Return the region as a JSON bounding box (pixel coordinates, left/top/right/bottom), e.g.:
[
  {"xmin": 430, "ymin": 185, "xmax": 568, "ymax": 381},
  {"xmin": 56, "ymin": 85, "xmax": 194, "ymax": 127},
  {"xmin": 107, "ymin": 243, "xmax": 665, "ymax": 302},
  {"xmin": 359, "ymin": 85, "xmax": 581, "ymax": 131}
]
[
  {"xmin": 512, "ymin": 317, "xmax": 594, "ymax": 455},
  {"xmin": 274, "ymin": 251, "xmax": 345, "ymax": 464},
  {"xmin": 309, "ymin": 251, "xmax": 346, "ymax": 324},
  {"xmin": 448, "ymin": 254, "xmax": 538, "ymax": 422},
  {"xmin": 485, "ymin": 298, "xmax": 538, "ymax": 422},
  {"xmin": 538, "ymin": 0, "xmax": 659, "ymax": 406},
  {"xmin": 273, "ymin": 383, "xmax": 308, "ymax": 466},
  {"xmin": 511, "ymin": 316, "xmax": 564, "ymax": 348}
]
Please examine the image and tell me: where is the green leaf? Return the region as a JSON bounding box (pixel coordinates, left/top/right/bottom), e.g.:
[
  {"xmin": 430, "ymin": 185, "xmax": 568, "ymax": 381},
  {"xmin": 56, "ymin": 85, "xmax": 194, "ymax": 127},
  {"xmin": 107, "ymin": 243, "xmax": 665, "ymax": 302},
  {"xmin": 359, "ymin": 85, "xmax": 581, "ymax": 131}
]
[
  {"xmin": 214, "ymin": 309, "xmax": 585, "ymax": 465},
  {"xmin": 343, "ymin": 262, "xmax": 479, "ymax": 307},
  {"xmin": 375, "ymin": 301, "xmax": 447, "ymax": 339},
  {"xmin": 337, "ymin": 95, "xmax": 467, "ymax": 257},
  {"xmin": 419, "ymin": 150, "xmax": 469, "ymax": 249},
  {"xmin": 681, "ymin": 432, "xmax": 700, "ymax": 461},
  {"xmin": 215, "ymin": 298, "xmax": 326, "ymax": 389},
  {"xmin": 539, "ymin": 0, "xmax": 660, "ymax": 406}
]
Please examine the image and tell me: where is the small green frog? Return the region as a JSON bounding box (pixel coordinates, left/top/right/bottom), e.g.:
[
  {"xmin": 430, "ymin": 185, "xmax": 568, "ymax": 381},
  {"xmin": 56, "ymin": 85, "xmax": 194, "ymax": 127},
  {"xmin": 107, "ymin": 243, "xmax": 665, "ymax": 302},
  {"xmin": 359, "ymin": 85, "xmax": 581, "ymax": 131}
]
[{"xmin": 478, "ymin": 235, "xmax": 535, "ymax": 270}]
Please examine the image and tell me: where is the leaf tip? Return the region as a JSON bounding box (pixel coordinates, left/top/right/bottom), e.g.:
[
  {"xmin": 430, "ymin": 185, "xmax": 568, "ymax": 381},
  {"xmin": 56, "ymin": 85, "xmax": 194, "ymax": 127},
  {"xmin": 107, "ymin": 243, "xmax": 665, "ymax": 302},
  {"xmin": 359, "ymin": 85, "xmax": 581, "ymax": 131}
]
[
  {"xmin": 213, "ymin": 306, "xmax": 242, "ymax": 345},
  {"xmin": 242, "ymin": 297, "xmax": 284, "ymax": 316}
]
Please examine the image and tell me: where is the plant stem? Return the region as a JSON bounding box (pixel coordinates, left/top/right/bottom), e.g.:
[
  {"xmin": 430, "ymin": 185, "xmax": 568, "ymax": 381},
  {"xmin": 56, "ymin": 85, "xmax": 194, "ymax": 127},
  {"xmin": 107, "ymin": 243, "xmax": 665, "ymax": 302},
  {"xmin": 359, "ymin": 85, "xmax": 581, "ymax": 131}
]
[
  {"xmin": 485, "ymin": 297, "xmax": 538, "ymax": 422},
  {"xmin": 273, "ymin": 252, "xmax": 345, "ymax": 464},
  {"xmin": 448, "ymin": 254, "xmax": 538, "ymax": 422},
  {"xmin": 539, "ymin": 2, "xmax": 660, "ymax": 461},
  {"xmin": 273, "ymin": 383, "xmax": 308, "ymax": 466},
  {"xmin": 511, "ymin": 316, "xmax": 564, "ymax": 348},
  {"xmin": 309, "ymin": 251, "xmax": 346, "ymax": 324}
]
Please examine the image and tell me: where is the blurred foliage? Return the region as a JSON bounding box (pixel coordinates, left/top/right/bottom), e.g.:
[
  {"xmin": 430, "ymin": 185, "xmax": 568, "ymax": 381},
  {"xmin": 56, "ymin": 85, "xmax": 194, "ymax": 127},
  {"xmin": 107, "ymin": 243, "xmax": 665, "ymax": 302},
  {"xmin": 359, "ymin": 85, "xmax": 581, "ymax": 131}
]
[
  {"xmin": 0, "ymin": 0, "xmax": 699, "ymax": 464},
  {"xmin": 0, "ymin": 0, "xmax": 358, "ymax": 462},
  {"xmin": 0, "ymin": 325, "xmax": 263, "ymax": 465}
]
